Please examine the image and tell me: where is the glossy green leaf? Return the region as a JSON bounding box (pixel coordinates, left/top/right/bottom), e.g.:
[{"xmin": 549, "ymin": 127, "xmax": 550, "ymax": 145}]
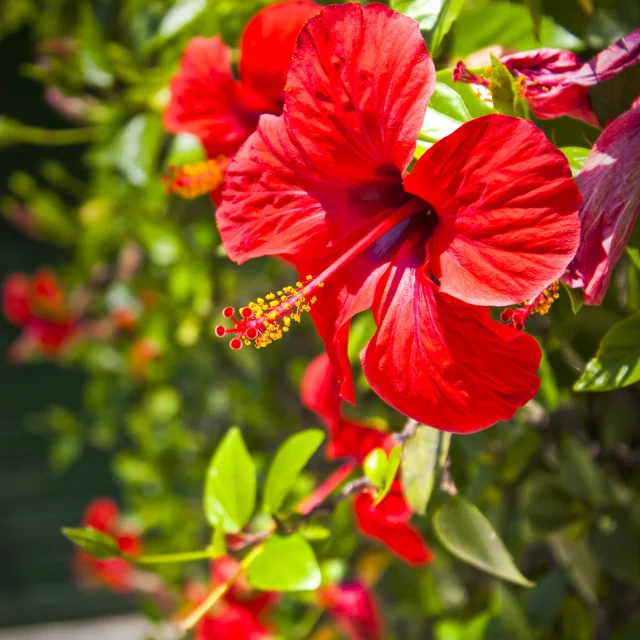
[
  {"xmin": 418, "ymin": 78, "xmax": 493, "ymax": 149},
  {"xmin": 62, "ymin": 527, "xmax": 121, "ymax": 559},
  {"xmin": 363, "ymin": 448, "xmax": 388, "ymax": 490},
  {"xmin": 574, "ymin": 313, "xmax": 640, "ymax": 391},
  {"xmin": 402, "ymin": 425, "xmax": 442, "ymax": 514},
  {"xmin": 434, "ymin": 496, "xmax": 534, "ymax": 587},
  {"xmin": 452, "ymin": 3, "xmax": 583, "ymax": 59},
  {"xmin": 429, "ymin": 0, "xmax": 465, "ymax": 57},
  {"xmin": 263, "ymin": 429, "xmax": 324, "ymax": 514},
  {"xmin": 374, "ymin": 445, "xmax": 402, "ymax": 506},
  {"xmin": 204, "ymin": 427, "xmax": 256, "ymax": 533},
  {"xmin": 247, "ymin": 533, "xmax": 321, "ymax": 591},
  {"xmin": 490, "ymin": 55, "xmax": 528, "ymax": 118},
  {"xmin": 560, "ymin": 146, "xmax": 590, "ymax": 178},
  {"xmin": 150, "ymin": 0, "xmax": 207, "ymax": 47}
]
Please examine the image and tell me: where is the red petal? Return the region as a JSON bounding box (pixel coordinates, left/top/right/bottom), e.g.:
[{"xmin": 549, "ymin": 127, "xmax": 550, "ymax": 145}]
[
  {"xmin": 563, "ymin": 104, "xmax": 640, "ymax": 304},
  {"xmin": 321, "ymin": 582, "xmax": 383, "ymax": 640},
  {"xmin": 217, "ymin": 3, "xmax": 433, "ymax": 264},
  {"xmin": 405, "ymin": 115, "xmax": 581, "ymax": 306},
  {"xmin": 300, "ymin": 352, "xmax": 340, "ymax": 420},
  {"xmin": 328, "ymin": 419, "xmax": 393, "ymax": 463},
  {"xmin": 239, "ymin": 1, "xmax": 320, "ymax": 106},
  {"xmin": 361, "ymin": 231, "xmax": 542, "ymax": 433},
  {"xmin": 164, "ymin": 37, "xmax": 274, "ymax": 157},
  {"xmin": 82, "ymin": 498, "xmax": 119, "ymax": 532},
  {"xmin": 354, "ymin": 493, "xmax": 432, "ymax": 565},
  {"xmin": 2, "ymin": 274, "xmax": 32, "ymax": 325}
]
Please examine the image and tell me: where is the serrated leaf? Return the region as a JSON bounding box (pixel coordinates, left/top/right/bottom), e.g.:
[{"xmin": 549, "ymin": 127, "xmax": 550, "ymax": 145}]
[
  {"xmin": 402, "ymin": 425, "xmax": 441, "ymax": 514},
  {"xmin": 204, "ymin": 427, "xmax": 256, "ymax": 533},
  {"xmin": 574, "ymin": 313, "xmax": 640, "ymax": 391},
  {"xmin": 62, "ymin": 527, "xmax": 121, "ymax": 559},
  {"xmin": 247, "ymin": 533, "xmax": 321, "ymax": 591},
  {"xmin": 434, "ymin": 496, "xmax": 534, "ymax": 587},
  {"xmin": 374, "ymin": 445, "xmax": 402, "ymax": 506},
  {"xmin": 263, "ymin": 429, "xmax": 324, "ymax": 514}
]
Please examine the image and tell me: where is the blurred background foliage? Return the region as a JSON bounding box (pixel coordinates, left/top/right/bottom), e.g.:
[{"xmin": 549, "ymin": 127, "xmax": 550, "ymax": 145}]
[{"xmin": 1, "ymin": 0, "xmax": 639, "ymax": 638}]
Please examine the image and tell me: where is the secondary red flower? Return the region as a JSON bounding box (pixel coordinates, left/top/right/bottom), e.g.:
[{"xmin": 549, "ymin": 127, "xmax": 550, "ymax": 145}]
[
  {"xmin": 319, "ymin": 581, "xmax": 383, "ymax": 640},
  {"xmin": 163, "ymin": 1, "xmax": 319, "ymax": 198},
  {"xmin": 300, "ymin": 353, "xmax": 432, "ymax": 566},
  {"xmin": 73, "ymin": 498, "xmax": 142, "ymax": 592},
  {"xmin": 455, "ymin": 29, "xmax": 640, "ymax": 127},
  {"xmin": 563, "ymin": 102, "xmax": 640, "ymax": 304},
  {"xmin": 183, "ymin": 556, "xmax": 276, "ymax": 640},
  {"xmin": 216, "ymin": 4, "xmax": 581, "ymax": 433},
  {"xmin": 2, "ymin": 270, "xmax": 78, "ymax": 361}
]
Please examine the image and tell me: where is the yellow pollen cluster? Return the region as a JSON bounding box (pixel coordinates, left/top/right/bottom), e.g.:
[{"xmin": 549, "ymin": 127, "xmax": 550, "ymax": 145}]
[
  {"xmin": 162, "ymin": 156, "xmax": 229, "ymax": 199},
  {"xmin": 529, "ymin": 280, "xmax": 560, "ymax": 315}
]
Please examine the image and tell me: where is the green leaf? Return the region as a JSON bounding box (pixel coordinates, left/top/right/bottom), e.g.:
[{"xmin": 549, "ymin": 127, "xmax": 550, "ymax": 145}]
[
  {"xmin": 574, "ymin": 313, "xmax": 640, "ymax": 391},
  {"xmin": 627, "ymin": 246, "xmax": 640, "ymax": 272},
  {"xmin": 490, "ymin": 55, "xmax": 528, "ymax": 118},
  {"xmin": 247, "ymin": 533, "xmax": 321, "ymax": 591},
  {"xmin": 402, "ymin": 425, "xmax": 442, "ymax": 514},
  {"xmin": 434, "ymin": 496, "xmax": 534, "ymax": 587},
  {"xmin": 204, "ymin": 427, "xmax": 256, "ymax": 533},
  {"xmin": 62, "ymin": 527, "xmax": 122, "ymax": 559},
  {"xmin": 560, "ymin": 146, "xmax": 590, "ymax": 178},
  {"xmin": 374, "ymin": 445, "xmax": 402, "ymax": 506},
  {"xmin": 523, "ymin": 0, "xmax": 542, "ymax": 40},
  {"xmin": 557, "ymin": 435, "xmax": 606, "ymax": 506},
  {"xmin": 263, "ymin": 429, "xmax": 324, "ymax": 514},
  {"xmin": 78, "ymin": 4, "xmax": 114, "ymax": 88},
  {"xmin": 452, "ymin": 3, "xmax": 584, "ymax": 59},
  {"xmin": 562, "ymin": 282, "xmax": 583, "ymax": 313},
  {"xmin": 537, "ymin": 351, "xmax": 560, "ymax": 412},
  {"xmin": 147, "ymin": 0, "xmax": 207, "ymax": 49},
  {"xmin": 549, "ymin": 529, "xmax": 598, "ymax": 603},
  {"xmin": 363, "ymin": 448, "xmax": 388, "ymax": 490},
  {"xmin": 391, "ymin": 0, "xmax": 464, "ymax": 57},
  {"xmin": 418, "ymin": 77, "xmax": 493, "ymax": 149}
]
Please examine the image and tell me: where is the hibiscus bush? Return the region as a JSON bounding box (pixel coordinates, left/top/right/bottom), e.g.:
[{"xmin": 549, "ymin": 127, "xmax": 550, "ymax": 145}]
[{"xmin": 2, "ymin": 0, "xmax": 640, "ymax": 638}]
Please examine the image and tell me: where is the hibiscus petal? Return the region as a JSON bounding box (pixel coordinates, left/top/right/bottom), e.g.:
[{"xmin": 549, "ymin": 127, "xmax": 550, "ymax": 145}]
[
  {"xmin": 239, "ymin": 0, "xmax": 320, "ymax": 107},
  {"xmin": 300, "ymin": 352, "xmax": 340, "ymax": 420},
  {"xmin": 361, "ymin": 232, "xmax": 541, "ymax": 433},
  {"xmin": 2, "ymin": 274, "xmax": 32, "ymax": 325},
  {"xmin": 405, "ymin": 114, "xmax": 581, "ymax": 306},
  {"xmin": 563, "ymin": 104, "xmax": 640, "ymax": 304},
  {"xmin": 217, "ymin": 3, "xmax": 433, "ymax": 264},
  {"xmin": 321, "ymin": 582, "xmax": 383, "ymax": 640},
  {"xmin": 354, "ymin": 493, "xmax": 432, "ymax": 565},
  {"xmin": 164, "ymin": 37, "xmax": 272, "ymax": 157}
]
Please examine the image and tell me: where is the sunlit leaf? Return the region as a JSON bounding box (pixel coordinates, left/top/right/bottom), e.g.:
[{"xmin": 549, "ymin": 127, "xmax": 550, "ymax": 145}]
[
  {"xmin": 560, "ymin": 146, "xmax": 590, "ymax": 177},
  {"xmin": 374, "ymin": 445, "xmax": 402, "ymax": 506},
  {"xmin": 263, "ymin": 429, "xmax": 324, "ymax": 514},
  {"xmin": 402, "ymin": 425, "xmax": 441, "ymax": 514},
  {"xmin": 247, "ymin": 533, "xmax": 321, "ymax": 591}
]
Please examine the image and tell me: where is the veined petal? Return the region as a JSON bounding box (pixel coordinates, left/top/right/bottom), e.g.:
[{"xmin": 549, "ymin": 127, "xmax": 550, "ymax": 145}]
[
  {"xmin": 405, "ymin": 115, "xmax": 581, "ymax": 306},
  {"xmin": 217, "ymin": 3, "xmax": 433, "ymax": 264},
  {"xmin": 239, "ymin": 0, "xmax": 320, "ymax": 107},
  {"xmin": 563, "ymin": 105, "xmax": 640, "ymax": 304},
  {"xmin": 361, "ymin": 233, "xmax": 541, "ymax": 433},
  {"xmin": 164, "ymin": 37, "xmax": 274, "ymax": 157}
]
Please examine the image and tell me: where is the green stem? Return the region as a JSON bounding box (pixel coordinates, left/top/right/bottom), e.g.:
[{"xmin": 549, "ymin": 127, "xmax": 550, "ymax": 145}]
[
  {"xmin": 180, "ymin": 544, "xmax": 263, "ymax": 631},
  {"xmin": 14, "ymin": 126, "xmax": 98, "ymax": 146},
  {"xmin": 125, "ymin": 548, "xmax": 218, "ymax": 565}
]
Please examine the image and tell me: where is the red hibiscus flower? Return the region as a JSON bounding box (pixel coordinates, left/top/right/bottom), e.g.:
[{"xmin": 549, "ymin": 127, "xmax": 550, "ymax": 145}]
[
  {"xmin": 563, "ymin": 102, "xmax": 640, "ymax": 304},
  {"xmin": 299, "ymin": 353, "xmax": 432, "ymax": 566},
  {"xmin": 454, "ymin": 29, "xmax": 640, "ymax": 127},
  {"xmin": 215, "ymin": 4, "xmax": 581, "ymax": 433},
  {"xmin": 319, "ymin": 581, "xmax": 383, "ymax": 640},
  {"xmin": 163, "ymin": 0, "xmax": 319, "ymax": 198},
  {"xmin": 73, "ymin": 498, "xmax": 142, "ymax": 592},
  {"xmin": 183, "ymin": 556, "xmax": 276, "ymax": 640},
  {"xmin": 2, "ymin": 270, "xmax": 78, "ymax": 361}
]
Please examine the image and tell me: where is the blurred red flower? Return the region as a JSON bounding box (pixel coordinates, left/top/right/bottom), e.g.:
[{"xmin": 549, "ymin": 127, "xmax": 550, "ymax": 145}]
[
  {"xmin": 300, "ymin": 353, "xmax": 432, "ymax": 566},
  {"xmin": 2, "ymin": 270, "xmax": 78, "ymax": 361},
  {"xmin": 455, "ymin": 29, "xmax": 640, "ymax": 127},
  {"xmin": 319, "ymin": 581, "xmax": 383, "ymax": 640},
  {"xmin": 563, "ymin": 102, "xmax": 640, "ymax": 304},
  {"xmin": 216, "ymin": 3, "xmax": 581, "ymax": 433},
  {"xmin": 164, "ymin": 0, "xmax": 319, "ymax": 190},
  {"xmin": 73, "ymin": 498, "xmax": 142, "ymax": 592},
  {"xmin": 183, "ymin": 556, "xmax": 277, "ymax": 640}
]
